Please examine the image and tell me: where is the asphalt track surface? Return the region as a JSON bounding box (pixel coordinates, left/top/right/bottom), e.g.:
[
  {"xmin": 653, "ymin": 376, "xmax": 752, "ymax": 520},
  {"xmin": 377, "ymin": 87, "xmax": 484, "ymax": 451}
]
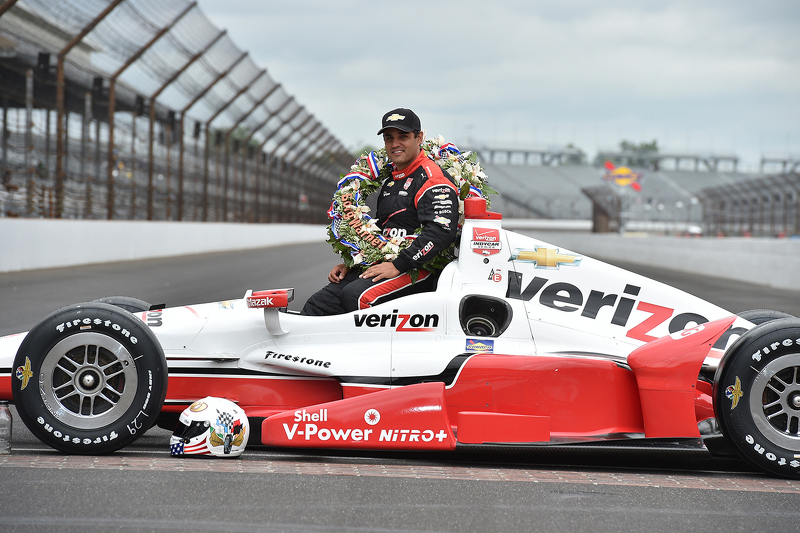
[{"xmin": 1, "ymin": 240, "xmax": 800, "ymax": 533}]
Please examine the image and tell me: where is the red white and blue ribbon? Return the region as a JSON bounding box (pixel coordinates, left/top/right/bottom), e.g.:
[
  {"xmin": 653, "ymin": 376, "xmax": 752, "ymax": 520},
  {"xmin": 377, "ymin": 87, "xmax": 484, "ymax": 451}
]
[
  {"xmin": 337, "ymin": 171, "xmax": 372, "ymax": 189},
  {"xmin": 438, "ymin": 143, "xmax": 461, "ymax": 158},
  {"xmin": 367, "ymin": 151, "xmax": 381, "ymax": 180}
]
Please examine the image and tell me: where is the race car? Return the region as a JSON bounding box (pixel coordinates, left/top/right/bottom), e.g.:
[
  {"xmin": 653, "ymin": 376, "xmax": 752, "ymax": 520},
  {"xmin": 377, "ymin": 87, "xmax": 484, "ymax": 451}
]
[{"xmin": 1, "ymin": 197, "xmax": 799, "ymax": 478}]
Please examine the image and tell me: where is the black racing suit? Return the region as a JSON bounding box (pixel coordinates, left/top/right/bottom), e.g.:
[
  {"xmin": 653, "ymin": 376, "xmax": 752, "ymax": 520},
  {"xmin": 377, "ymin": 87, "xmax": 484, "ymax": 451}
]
[{"xmin": 301, "ymin": 150, "xmax": 459, "ymax": 315}]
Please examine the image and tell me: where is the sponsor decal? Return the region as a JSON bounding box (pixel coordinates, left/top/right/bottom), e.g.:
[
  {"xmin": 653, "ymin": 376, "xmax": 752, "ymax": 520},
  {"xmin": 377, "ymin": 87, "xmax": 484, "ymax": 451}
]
[
  {"xmin": 189, "ymin": 401, "xmax": 208, "ymax": 413},
  {"xmin": 725, "ymin": 377, "xmax": 743, "ymax": 410},
  {"xmin": 433, "ymin": 216, "xmax": 451, "ymax": 226},
  {"xmin": 466, "ymin": 339, "xmax": 494, "ymax": 353},
  {"xmin": 434, "ymin": 194, "xmax": 449, "ymax": 200},
  {"xmin": 383, "ymin": 191, "xmax": 390, "ymax": 196},
  {"xmin": 37, "ymin": 415, "xmax": 119, "ymax": 446},
  {"xmin": 383, "ymin": 227, "xmax": 407, "ymax": 239},
  {"xmin": 751, "ymin": 337, "xmax": 799, "ymax": 362},
  {"xmin": 281, "ymin": 421, "xmax": 449, "ymax": 443},
  {"xmin": 265, "ymin": 350, "xmax": 332, "ymax": 369},
  {"xmin": 295, "ymin": 408, "xmax": 328, "ymax": 423},
  {"xmin": 404, "ymin": 178, "xmax": 413, "ymax": 190},
  {"xmin": 364, "ymin": 409, "xmax": 380, "ymax": 425},
  {"xmin": 145, "ymin": 310, "xmax": 163, "ymax": 327},
  {"xmin": 430, "ymin": 187, "xmax": 451, "ymax": 194},
  {"xmin": 398, "ymin": 190, "xmax": 408, "ymax": 196},
  {"xmin": 488, "ymin": 269, "xmax": 502, "ymax": 282},
  {"xmin": 218, "ymin": 301, "xmax": 235, "ymax": 309},
  {"xmin": 412, "ymin": 241, "xmax": 434, "ymax": 261},
  {"xmin": 16, "ymin": 357, "xmax": 33, "ymax": 390},
  {"xmin": 433, "ymin": 199, "xmax": 453, "ymax": 206},
  {"xmin": 510, "ymin": 247, "xmax": 581, "ymax": 269},
  {"xmin": 603, "ymin": 161, "xmax": 643, "ymax": 191},
  {"xmin": 387, "ymin": 180, "xmax": 395, "ymax": 187},
  {"xmin": 745, "ymin": 434, "xmax": 800, "ymax": 468},
  {"xmin": 506, "ymin": 272, "xmax": 710, "ymax": 343},
  {"xmin": 472, "ymin": 228, "xmax": 501, "ymax": 256},
  {"xmin": 248, "ymin": 297, "xmax": 274, "ymax": 307},
  {"xmin": 386, "ymin": 113, "xmax": 405, "ymax": 122},
  {"xmin": 56, "ymin": 319, "xmax": 138, "ymax": 345},
  {"xmin": 353, "ymin": 310, "xmax": 439, "ymax": 332}
]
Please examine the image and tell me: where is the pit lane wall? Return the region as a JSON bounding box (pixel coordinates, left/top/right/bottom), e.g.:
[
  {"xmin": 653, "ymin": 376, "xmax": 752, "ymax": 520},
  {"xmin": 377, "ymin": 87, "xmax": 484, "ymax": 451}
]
[{"xmin": 1, "ymin": 219, "xmax": 798, "ymax": 291}]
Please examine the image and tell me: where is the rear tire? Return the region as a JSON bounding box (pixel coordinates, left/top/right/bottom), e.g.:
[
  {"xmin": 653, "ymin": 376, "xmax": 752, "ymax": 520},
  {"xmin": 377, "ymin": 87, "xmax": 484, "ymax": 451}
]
[
  {"xmin": 11, "ymin": 302, "xmax": 168, "ymax": 454},
  {"xmin": 94, "ymin": 296, "xmax": 152, "ymax": 314},
  {"xmin": 737, "ymin": 309, "xmax": 796, "ymax": 325},
  {"xmin": 714, "ymin": 318, "xmax": 800, "ymax": 478}
]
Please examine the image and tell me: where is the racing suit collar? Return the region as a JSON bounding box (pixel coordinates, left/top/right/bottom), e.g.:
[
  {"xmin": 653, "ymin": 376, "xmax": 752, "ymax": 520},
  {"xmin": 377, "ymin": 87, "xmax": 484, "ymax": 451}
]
[{"xmin": 391, "ymin": 149, "xmax": 427, "ymax": 180}]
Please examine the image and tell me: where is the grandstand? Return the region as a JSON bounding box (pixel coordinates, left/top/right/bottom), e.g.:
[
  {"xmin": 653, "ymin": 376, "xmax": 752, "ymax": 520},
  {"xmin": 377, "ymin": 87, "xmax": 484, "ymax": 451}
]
[{"xmin": 476, "ymin": 149, "xmax": 796, "ymax": 236}]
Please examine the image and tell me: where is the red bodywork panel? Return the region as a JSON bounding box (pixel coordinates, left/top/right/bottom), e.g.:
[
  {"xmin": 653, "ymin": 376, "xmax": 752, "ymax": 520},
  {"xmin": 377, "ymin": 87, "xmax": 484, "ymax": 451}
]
[
  {"xmin": 263, "ymin": 382, "xmax": 456, "ymax": 450},
  {"xmin": 627, "ymin": 317, "xmax": 735, "ymax": 438},
  {"xmin": 161, "ymin": 374, "xmax": 342, "ymax": 414},
  {"xmin": 447, "ymin": 354, "xmax": 645, "ymax": 438}
]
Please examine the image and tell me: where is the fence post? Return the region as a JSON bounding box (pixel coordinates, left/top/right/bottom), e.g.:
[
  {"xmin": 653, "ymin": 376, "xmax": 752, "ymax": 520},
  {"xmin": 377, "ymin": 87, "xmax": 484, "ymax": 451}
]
[
  {"xmin": 147, "ymin": 30, "xmax": 226, "ymax": 220},
  {"xmin": 81, "ymin": 91, "xmax": 91, "ymax": 217},
  {"xmin": 24, "ymin": 68, "xmax": 33, "ymax": 216},
  {"xmin": 54, "ymin": 0, "xmax": 126, "ymax": 218}
]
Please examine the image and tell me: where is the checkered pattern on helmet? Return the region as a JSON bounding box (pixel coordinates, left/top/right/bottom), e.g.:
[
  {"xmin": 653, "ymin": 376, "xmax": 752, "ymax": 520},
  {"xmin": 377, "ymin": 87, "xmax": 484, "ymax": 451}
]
[{"xmin": 216, "ymin": 409, "xmax": 234, "ymax": 431}]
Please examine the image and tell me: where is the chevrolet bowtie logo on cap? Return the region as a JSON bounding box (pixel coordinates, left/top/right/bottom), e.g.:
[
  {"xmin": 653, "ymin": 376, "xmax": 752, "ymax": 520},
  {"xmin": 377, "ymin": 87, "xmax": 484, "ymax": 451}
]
[
  {"xmin": 509, "ymin": 247, "xmax": 582, "ymax": 269},
  {"xmin": 378, "ymin": 108, "xmax": 421, "ymax": 135}
]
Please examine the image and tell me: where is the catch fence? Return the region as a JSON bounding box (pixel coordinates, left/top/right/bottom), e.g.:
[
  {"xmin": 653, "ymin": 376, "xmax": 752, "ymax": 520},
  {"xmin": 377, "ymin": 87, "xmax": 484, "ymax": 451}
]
[{"xmin": 0, "ymin": 0, "xmax": 351, "ymax": 223}]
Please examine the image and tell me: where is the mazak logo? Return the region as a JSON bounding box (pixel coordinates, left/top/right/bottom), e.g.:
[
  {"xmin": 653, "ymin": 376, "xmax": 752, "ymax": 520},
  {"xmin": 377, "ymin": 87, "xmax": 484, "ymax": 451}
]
[
  {"xmin": 354, "ymin": 310, "xmax": 439, "ymax": 331},
  {"xmin": 472, "ymin": 228, "xmax": 501, "ymax": 255},
  {"xmin": 507, "ymin": 272, "xmax": 718, "ymax": 343}
]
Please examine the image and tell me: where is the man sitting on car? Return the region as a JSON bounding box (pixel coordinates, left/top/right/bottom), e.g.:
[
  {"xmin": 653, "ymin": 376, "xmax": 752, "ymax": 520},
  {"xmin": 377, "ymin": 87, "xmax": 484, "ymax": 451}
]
[{"xmin": 301, "ymin": 108, "xmax": 459, "ymax": 315}]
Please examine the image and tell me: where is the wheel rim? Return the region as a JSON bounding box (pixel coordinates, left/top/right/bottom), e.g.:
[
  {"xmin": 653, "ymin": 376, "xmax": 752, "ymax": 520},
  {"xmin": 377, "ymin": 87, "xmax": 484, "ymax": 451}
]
[
  {"xmin": 39, "ymin": 332, "xmax": 138, "ymax": 429},
  {"xmin": 750, "ymin": 353, "xmax": 800, "ymax": 450}
]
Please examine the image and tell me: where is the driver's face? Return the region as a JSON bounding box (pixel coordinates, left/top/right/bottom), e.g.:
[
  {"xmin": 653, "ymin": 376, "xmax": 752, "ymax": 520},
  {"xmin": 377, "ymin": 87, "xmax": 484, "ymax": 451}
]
[{"xmin": 383, "ymin": 128, "xmax": 423, "ymax": 171}]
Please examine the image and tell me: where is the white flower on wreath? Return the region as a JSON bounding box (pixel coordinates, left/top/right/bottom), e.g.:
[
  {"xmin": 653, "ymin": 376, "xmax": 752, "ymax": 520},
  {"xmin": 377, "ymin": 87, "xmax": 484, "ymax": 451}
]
[
  {"xmin": 384, "ymin": 253, "xmax": 398, "ymax": 261},
  {"xmin": 352, "ymin": 252, "xmax": 364, "ymax": 265},
  {"xmin": 365, "ymin": 219, "xmax": 379, "ymax": 232}
]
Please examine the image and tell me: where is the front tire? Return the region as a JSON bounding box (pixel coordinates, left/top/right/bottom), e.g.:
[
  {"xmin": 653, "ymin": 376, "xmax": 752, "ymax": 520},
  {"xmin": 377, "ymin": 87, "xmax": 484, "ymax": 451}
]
[
  {"xmin": 11, "ymin": 302, "xmax": 167, "ymax": 454},
  {"xmin": 714, "ymin": 318, "xmax": 800, "ymax": 478}
]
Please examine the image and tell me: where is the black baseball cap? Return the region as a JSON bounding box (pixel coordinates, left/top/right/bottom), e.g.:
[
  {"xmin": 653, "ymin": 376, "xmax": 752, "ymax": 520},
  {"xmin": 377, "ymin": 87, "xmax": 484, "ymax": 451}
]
[{"xmin": 377, "ymin": 108, "xmax": 421, "ymax": 135}]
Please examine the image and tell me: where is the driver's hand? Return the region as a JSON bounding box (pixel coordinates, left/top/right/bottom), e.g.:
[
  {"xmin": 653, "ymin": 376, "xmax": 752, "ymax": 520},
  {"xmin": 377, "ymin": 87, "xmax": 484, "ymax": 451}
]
[
  {"xmin": 360, "ymin": 262, "xmax": 401, "ymax": 282},
  {"xmin": 328, "ymin": 263, "xmax": 350, "ymax": 283}
]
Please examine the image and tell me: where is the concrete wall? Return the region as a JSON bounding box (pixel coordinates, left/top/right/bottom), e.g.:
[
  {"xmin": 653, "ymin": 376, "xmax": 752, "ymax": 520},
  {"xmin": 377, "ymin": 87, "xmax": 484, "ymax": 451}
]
[
  {"xmin": 0, "ymin": 219, "xmax": 327, "ymax": 273},
  {"xmin": 508, "ymin": 226, "xmax": 800, "ymax": 292},
  {"xmin": 2, "ymin": 219, "xmax": 798, "ymax": 291}
]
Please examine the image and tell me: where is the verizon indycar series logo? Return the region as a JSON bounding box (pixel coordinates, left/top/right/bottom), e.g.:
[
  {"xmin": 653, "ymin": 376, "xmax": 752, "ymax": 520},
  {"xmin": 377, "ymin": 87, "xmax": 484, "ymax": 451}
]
[{"xmin": 472, "ymin": 228, "xmax": 501, "ymax": 255}]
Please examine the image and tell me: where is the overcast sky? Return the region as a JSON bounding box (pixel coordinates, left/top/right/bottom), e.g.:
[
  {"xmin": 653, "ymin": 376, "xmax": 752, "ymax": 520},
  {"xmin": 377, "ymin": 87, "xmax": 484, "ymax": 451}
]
[{"xmin": 194, "ymin": 0, "xmax": 799, "ymax": 171}]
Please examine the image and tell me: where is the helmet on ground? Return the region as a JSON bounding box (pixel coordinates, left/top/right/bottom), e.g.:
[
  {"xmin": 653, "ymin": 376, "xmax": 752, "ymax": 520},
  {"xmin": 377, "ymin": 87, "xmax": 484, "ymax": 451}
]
[{"xmin": 170, "ymin": 397, "xmax": 249, "ymax": 457}]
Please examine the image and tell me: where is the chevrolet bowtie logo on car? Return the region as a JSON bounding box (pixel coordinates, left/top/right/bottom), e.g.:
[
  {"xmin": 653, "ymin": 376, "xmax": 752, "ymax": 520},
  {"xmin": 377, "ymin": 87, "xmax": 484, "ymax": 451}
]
[
  {"xmin": 509, "ymin": 247, "xmax": 582, "ymax": 269},
  {"xmin": 386, "ymin": 114, "xmax": 405, "ymax": 121}
]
